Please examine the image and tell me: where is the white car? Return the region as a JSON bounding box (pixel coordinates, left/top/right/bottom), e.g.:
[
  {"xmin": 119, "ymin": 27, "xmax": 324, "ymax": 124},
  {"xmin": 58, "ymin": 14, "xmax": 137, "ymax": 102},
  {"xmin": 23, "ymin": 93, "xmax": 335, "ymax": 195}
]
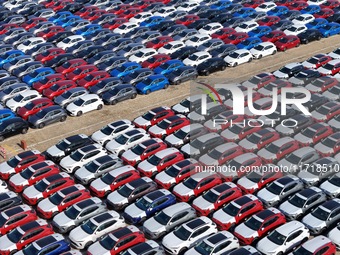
[
  {"xmin": 185, "ymin": 34, "xmax": 211, "ymax": 47},
  {"xmin": 177, "ymin": 1, "xmax": 200, "ymax": 11},
  {"xmin": 154, "ymin": 6, "xmax": 176, "ymax": 17},
  {"xmin": 292, "ymin": 14, "xmax": 315, "ymax": 25},
  {"xmin": 105, "ymin": 128, "xmax": 150, "ymax": 155},
  {"xmin": 256, "ymin": 221, "xmax": 310, "ymax": 255},
  {"xmin": 328, "ymin": 47, "xmax": 340, "ymax": 59},
  {"xmin": 66, "ymin": 94, "xmax": 103, "ymax": 117},
  {"xmin": 6, "ymin": 90, "xmax": 41, "ymax": 112},
  {"xmin": 273, "ymin": 62, "xmax": 302, "ymax": 78},
  {"xmin": 0, "ymin": 180, "xmax": 8, "ymax": 193},
  {"xmin": 284, "ymin": 24, "xmax": 307, "ymax": 35},
  {"xmin": 250, "ymin": 42, "xmax": 277, "ymax": 59},
  {"xmin": 162, "ymin": 217, "xmax": 218, "ymax": 255},
  {"xmin": 56, "ymin": 35, "xmax": 85, "ymax": 50},
  {"xmin": 320, "ymin": 173, "xmax": 340, "ymax": 198},
  {"xmin": 235, "ymin": 21, "xmax": 259, "ymax": 33},
  {"xmin": 129, "ymin": 48, "xmax": 157, "ymax": 63},
  {"xmin": 4, "ymin": 0, "xmax": 26, "ymax": 10},
  {"xmin": 158, "ymin": 41, "xmax": 185, "ymax": 54},
  {"xmin": 113, "ymin": 22, "xmax": 139, "ymax": 35},
  {"xmin": 69, "ymin": 211, "xmax": 125, "ymax": 249},
  {"xmin": 317, "ymin": 59, "xmax": 340, "ymax": 75},
  {"xmin": 59, "ymin": 143, "xmax": 107, "ymax": 173},
  {"xmin": 17, "ymin": 37, "xmax": 46, "ymax": 52},
  {"xmin": 198, "ymin": 22, "xmax": 223, "ymax": 35},
  {"xmin": 224, "ymin": 49, "xmax": 253, "ymax": 67},
  {"xmin": 130, "ymin": 12, "xmax": 153, "ymax": 23},
  {"xmin": 91, "ymin": 119, "xmax": 135, "ymax": 146},
  {"xmin": 183, "ymin": 51, "xmax": 211, "ymax": 66},
  {"xmin": 255, "ymin": 2, "xmax": 277, "ymax": 12}
]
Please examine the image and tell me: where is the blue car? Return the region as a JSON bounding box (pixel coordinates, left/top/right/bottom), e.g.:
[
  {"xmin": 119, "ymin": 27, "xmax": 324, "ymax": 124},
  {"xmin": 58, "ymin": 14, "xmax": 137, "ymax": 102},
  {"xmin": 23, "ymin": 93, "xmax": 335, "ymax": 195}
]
[
  {"xmin": 56, "ymin": 16, "xmax": 82, "ymax": 27},
  {"xmin": 318, "ymin": 22, "xmax": 340, "ymax": 37},
  {"xmin": 154, "ymin": 60, "xmax": 184, "ymax": 75},
  {"xmin": 135, "ymin": 74, "xmax": 169, "ymax": 94},
  {"xmin": 248, "ymin": 26, "xmax": 272, "ymax": 37},
  {"xmin": 306, "ymin": 18, "xmax": 328, "ymax": 29},
  {"xmin": 48, "ymin": 11, "xmax": 74, "ymax": 23},
  {"xmin": 233, "ymin": 7, "xmax": 256, "ymax": 18},
  {"xmin": 301, "ymin": 5, "xmax": 321, "ymax": 15},
  {"xmin": 110, "ymin": 62, "xmax": 141, "ymax": 78},
  {"xmin": 267, "ymin": 6, "xmax": 289, "ymax": 16},
  {"xmin": 20, "ymin": 234, "xmax": 70, "ymax": 255},
  {"xmin": 0, "ymin": 109, "xmax": 15, "ymax": 123},
  {"xmin": 237, "ymin": 37, "xmax": 262, "ymax": 50},
  {"xmin": 22, "ymin": 67, "xmax": 55, "ymax": 86},
  {"xmin": 0, "ymin": 50, "xmax": 24, "ymax": 68},
  {"xmin": 211, "ymin": 0, "xmax": 232, "ymax": 10},
  {"xmin": 123, "ymin": 189, "xmax": 176, "ymax": 223},
  {"xmin": 75, "ymin": 24, "xmax": 102, "ymax": 36},
  {"xmin": 140, "ymin": 16, "xmax": 165, "ymax": 27}
]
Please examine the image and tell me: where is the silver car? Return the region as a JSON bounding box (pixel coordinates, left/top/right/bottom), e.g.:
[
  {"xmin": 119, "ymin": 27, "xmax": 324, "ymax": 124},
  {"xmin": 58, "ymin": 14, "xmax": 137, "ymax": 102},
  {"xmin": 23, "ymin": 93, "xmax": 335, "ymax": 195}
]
[
  {"xmin": 143, "ymin": 202, "xmax": 196, "ymax": 239},
  {"xmin": 52, "ymin": 197, "xmax": 107, "ymax": 233},
  {"xmin": 28, "ymin": 105, "xmax": 67, "ymax": 129},
  {"xmin": 279, "ymin": 187, "xmax": 327, "ymax": 220},
  {"xmin": 0, "ymin": 83, "xmax": 30, "ymax": 104},
  {"xmin": 74, "ymin": 154, "xmax": 122, "ymax": 185},
  {"xmin": 121, "ymin": 240, "xmax": 164, "ymax": 255},
  {"xmin": 320, "ymin": 172, "xmax": 340, "ymax": 198},
  {"xmin": 54, "ymin": 87, "xmax": 88, "ymax": 108}
]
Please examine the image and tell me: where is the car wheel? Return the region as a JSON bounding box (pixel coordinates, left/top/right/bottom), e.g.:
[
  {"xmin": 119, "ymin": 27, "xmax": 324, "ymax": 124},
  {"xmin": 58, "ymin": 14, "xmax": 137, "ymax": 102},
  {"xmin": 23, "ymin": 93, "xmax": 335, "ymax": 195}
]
[
  {"xmin": 76, "ymin": 111, "xmax": 83, "ymax": 116},
  {"xmin": 257, "ymin": 54, "xmax": 262, "ymax": 59},
  {"xmin": 188, "ymin": 196, "xmax": 195, "ymax": 203},
  {"xmin": 296, "ymin": 43, "xmax": 300, "ymax": 47},
  {"xmin": 21, "ymin": 128, "xmax": 28, "ymax": 134},
  {"xmin": 174, "ymin": 80, "xmax": 180, "ymax": 85},
  {"xmin": 38, "ymin": 123, "xmax": 45, "ymax": 129},
  {"xmin": 118, "ymin": 150, "xmax": 125, "ymax": 157},
  {"xmin": 233, "ymin": 62, "xmax": 238, "ymax": 67},
  {"xmin": 277, "ymin": 252, "xmax": 283, "ymax": 255},
  {"xmin": 221, "ymin": 65, "xmax": 226, "ymax": 71},
  {"xmin": 205, "ymin": 71, "xmax": 210, "ymax": 76},
  {"xmin": 248, "ymin": 57, "xmax": 252, "ymax": 62},
  {"xmin": 272, "ymin": 50, "xmax": 277, "ymax": 55},
  {"xmin": 9, "ymin": 250, "xmax": 17, "ymax": 255},
  {"xmin": 85, "ymin": 241, "xmax": 93, "ymax": 249},
  {"xmin": 60, "ymin": 116, "xmax": 66, "ymax": 122},
  {"xmin": 110, "ymin": 100, "xmax": 118, "ymax": 105},
  {"xmin": 0, "ymin": 136, "xmax": 4, "ymax": 142},
  {"xmin": 131, "ymin": 93, "xmax": 137, "ymax": 99},
  {"xmin": 163, "ymin": 84, "xmax": 169, "ymax": 89},
  {"xmin": 326, "ymin": 33, "xmax": 329, "ymax": 38},
  {"xmin": 179, "ymin": 248, "xmax": 187, "ymax": 255},
  {"xmin": 283, "ymin": 47, "xmax": 286, "ymax": 52},
  {"xmin": 304, "ymin": 40, "xmax": 309, "ymax": 44},
  {"xmin": 317, "ymin": 36, "xmax": 321, "ymax": 40},
  {"xmin": 97, "ymin": 104, "xmax": 103, "ymax": 110},
  {"xmin": 145, "ymin": 89, "xmax": 151, "ymax": 94},
  {"xmin": 72, "ymin": 166, "xmax": 80, "ymax": 173}
]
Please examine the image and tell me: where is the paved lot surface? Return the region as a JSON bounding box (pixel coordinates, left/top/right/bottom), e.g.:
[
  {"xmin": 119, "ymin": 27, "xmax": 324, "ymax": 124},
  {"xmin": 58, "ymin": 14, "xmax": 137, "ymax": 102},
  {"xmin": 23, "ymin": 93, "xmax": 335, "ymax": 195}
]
[{"xmin": 1, "ymin": 35, "xmax": 340, "ymax": 161}]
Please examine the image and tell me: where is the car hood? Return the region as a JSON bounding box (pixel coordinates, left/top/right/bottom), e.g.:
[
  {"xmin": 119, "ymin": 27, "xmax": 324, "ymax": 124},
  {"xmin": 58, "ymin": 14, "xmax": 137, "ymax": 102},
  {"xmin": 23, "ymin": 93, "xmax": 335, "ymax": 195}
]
[
  {"xmin": 173, "ymin": 183, "xmax": 194, "ymax": 197},
  {"xmin": 280, "ymin": 201, "xmax": 302, "ymax": 217},
  {"xmin": 213, "ymin": 209, "xmax": 235, "ymax": 224},
  {"xmin": 302, "ymin": 214, "xmax": 326, "ymax": 229},
  {"xmin": 105, "ymin": 140, "xmax": 124, "ymax": 154},
  {"xmin": 272, "ymin": 70, "xmax": 289, "ymax": 78},
  {"xmin": 75, "ymin": 168, "xmax": 94, "ymax": 180},
  {"xmin": 199, "ymin": 154, "xmax": 218, "ymax": 167},
  {"xmin": 276, "ymin": 124, "xmax": 294, "ymax": 135},
  {"xmin": 23, "ymin": 186, "xmax": 42, "ymax": 199},
  {"xmin": 312, "ymin": 111, "xmax": 326, "ymax": 121},
  {"xmin": 0, "ymin": 162, "xmax": 13, "ymax": 175},
  {"xmin": 38, "ymin": 198, "xmax": 58, "ymax": 212},
  {"xmin": 138, "ymin": 160, "xmax": 157, "ymax": 173},
  {"xmin": 314, "ymin": 143, "xmax": 333, "ymax": 154},
  {"xmin": 237, "ymin": 177, "xmax": 258, "ymax": 190},
  {"xmin": 257, "ymin": 148, "xmax": 276, "ymax": 161},
  {"xmin": 91, "ymin": 131, "xmax": 108, "ymax": 143},
  {"xmin": 59, "ymin": 156, "xmax": 77, "ymax": 169},
  {"xmin": 257, "ymin": 237, "xmax": 282, "ymax": 254},
  {"xmin": 320, "ymin": 181, "xmax": 340, "ymax": 197},
  {"xmin": 143, "ymin": 217, "xmax": 166, "ymax": 234},
  {"xmin": 327, "ymin": 227, "xmax": 340, "ymax": 244},
  {"xmin": 87, "ymin": 242, "xmax": 111, "ymax": 255},
  {"xmin": 107, "ymin": 191, "xmax": 128, "ymax": 205},
  {"xmin": 172, "ymin": 103, "xmax": 189, "ymax": 114},
  {"xmin": 162, "ymin": 232, "xmax": 183, "ymax": 249},
  {"xmin": 257, "ymin": 188, "xmax": 279, "ymax": 204},
  {"xmin": 188, "ymin": 111, "xmax": 205, "ymax": 122},
  {"xmin": 155, "ymin": 171, "xmax": 175, "ymax": 185},
  {"xmin": 53, "ymin": 212, "xmax": 74, "ymax": 227},
  {"xmin": 122, "ymin": 150, "xmax": 140, "ymax": 162},
  {"xmin": 46, "ymin": 145, "xmax": 65, "ymax": 158},
  {"xmin": 181, "ymin": 143, "xmax": 200, "ymax": 156},
  {"xmin": 91, "ymin": 179, "xmax": 109, "ymax": 192},
  {"xmin": 133, "ymin": 116, "xmax": 150, "ymax": 127},
  {"xmin": 294, "ymin": 133, "xmax": 312, "ymax": 144},
  {"xmin": 124, "ymin": 203, "xmax": 146, "ymax": 219},
  {"xmin": 0, "ymin": 235, "xmax": 16, "ymax": 251},
  {"xmin": 234, "ymin": 223, "xmax": 258, "ymax": 239},
  {"xmin": 70, "ymin": 227, "xmax": 90, "ymax": 242},
  {"xmin": 239, "ymin": 139, "xmax": 257, "ymax": 150},
  {"xmin": 165, "ymin": 134, "xmax": 183, "ymax": 147},
  {"xmin": 148, "ymin": 125, "xmax": 165, "ymax": 136},
  {"xmin": 9, "ymin": 173, "xmax": 28, "ymax": 187},
  {"xmin": 192, "ymin": 196, "xmax": 214, "ymax": 211},
  {"xmin": 318, "ymin": 67, "xmax": 331, "ymax": 75}
]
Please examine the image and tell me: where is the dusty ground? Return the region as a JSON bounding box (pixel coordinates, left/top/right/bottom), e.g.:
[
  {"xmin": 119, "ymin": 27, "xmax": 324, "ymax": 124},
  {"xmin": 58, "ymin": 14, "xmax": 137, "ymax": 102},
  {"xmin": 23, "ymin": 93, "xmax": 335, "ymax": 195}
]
[{"xmin": 1, "ymin": 35, "xmax": 340, "ymax": 161}]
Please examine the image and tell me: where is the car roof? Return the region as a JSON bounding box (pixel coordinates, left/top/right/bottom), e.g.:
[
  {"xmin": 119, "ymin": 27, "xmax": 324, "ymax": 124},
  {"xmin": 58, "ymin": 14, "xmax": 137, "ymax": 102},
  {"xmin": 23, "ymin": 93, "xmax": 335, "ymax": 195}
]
[
  {"xmin": 205, "ymin": 231, "xmax": 233, "ymax": 245},
  {"xmin": 73, "ymin": 197, "xmax": 101, "ymax": 210},
  {"xmin": 321, "ymin": 199, "xmax": 340, "ymax": 211},
  {"xmin": 64, "ymin": 134, "xmax": 88, "ymax": 143},
  {"xmin": 162, "ymin": 202, "xmax": 192, "ymax": 217},
  {"xmin": 145, "ymin": 189, "xmax": 170, "ymax": 200},
  {"xmin": 79, "ymin": 143, "xmax": 101, "ymax": 153},
  {"xmin": 155, "ymin": 148, "xmax": 180, "ymax": 158},
  {"xmin": 91, "ymin": 211, "xmax": 118, "ymax": 224},
  {"xmin": 276, "ymin": 221, "xmax": 306, "ymax": 235},
  {"xmin": 303, "ymin": 236, "xmax": 332, "ymax": 252},
  {"xmin": 19, "ymin": 219, "xmax": 47, "ymax": 232},
  {"xmin": 109, "ymin": 165, "xmax": 136, "ymax": 177},
  {"xmin": 293, "ymin": 147, "xmax": 316, "ymax": 156}
]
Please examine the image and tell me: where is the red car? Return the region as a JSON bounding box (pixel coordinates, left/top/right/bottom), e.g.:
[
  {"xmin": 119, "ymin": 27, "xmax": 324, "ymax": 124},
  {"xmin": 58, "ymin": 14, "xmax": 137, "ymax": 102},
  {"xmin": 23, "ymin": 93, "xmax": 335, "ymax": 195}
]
[
  {"xmin": 133, "ymin": 0, "xmax": 156, "ymax": 9},
  {"xmin": 312, "ymin": 101, "xmax": 340, "ymax": 122},
  {"xmin": 75, "ymin": 5, "xmax": 99, "ymax": 17},
  {"xmin": 199, "ymin": 143, "xmax": 243, "ymax": 166},
  {"xmin": 221, "ymin": 123, "xmax": 262, "ymax": 142},
  {"xmin": 121, "ymin": 138, "xmax": 168, "ymax": 166},
  {"xmin": 146, "ymin": 36, "xmax": 174, "ymax": 49},
  {"xmin": 35, "ymin": 48, "xmax": 66, "ymax": 63},
  {"xmin": 243, "ymin": 72, "xmax": 276, "ymax": 89},
  {"xmin": 37, "ymin": 184, "xmax": 91, "ymax": 219},
  {"xmin": 261, "ymin": 30, "xmax": 286, "ymax": 43},
  {"xmin": 36, "ymin": 26, "xmax": 65, "ymax": 39},
  {"xmin": 0, "ymin": 205, "xmax": 37, "ymax": 235},
  {"xmin": 192, "ymin": 182, "xmax": 243, "ymax": 216},
  {"xmin": 172, "ymin": 172, "xmax": 222, "ymax": 202},
  {"xmin": 148, "ymin": 115, "xmax": 190, "ymax": 138},
  {"xmin": 0, "ymin": 150, "xmax": 45, "ymax": 180},
  {"xmin": 234, "ymin": 208, "xmax": 286, "ymax": 245},
  {"xmin": 313, "ymin": 8, "xmax": 334, "ymax": 18},
  {"xmin": 109, "ymin": 4, "xmax": 131, "ymax": 15},
  {"xmin": 102, "ymin": 18, "xmax": 128, "ymax": 30},
  {"xmin": 288, "ymin": 1, "xmax": 308, "ymax": 10},
  {"xmin": 294, "ymin": 122, "xmax": 333, "ymax": 146},
  {"xmin": 32, "ymin": 73, "xmax": 66, "ymax": 93},
  {"xmin": 315, "ymin": 132, "xmax": 340, "ymax": 157},
  {"xmin": 223, "ymin": 32, "xmax": 249, "ymax": 44},
  {"xmin": 42, "ymin": 80, "xmax": 77, "ymax": 100},
  {"xmin": 244, "ymin": 0, "xmax": 264, "ymax": 8},
  {"xmin": 258, "ymin": 16, "xmax": 281, "ymax": 26},
  {"xmin": 85, "ymin": 9, "xmax": 108, "ymax": 21},
  {"xmin": 21, "ymin": 17, "xmax": 47, "ymax": 30},
  {"xmin": 133, "ymin": 106, "xmax": 175, "ymax": 129},
  {"xmin": 141, "ymin": 54, "xmax": 171, "ymax": 69},
  {"xmin": 294, "ymin": 236, "xmax": 336, "ymax": 255},
  {"xmin": 175, "ymin": 14, "xmax": 200, "ymax": 26},
  {"xmin": 66, "ymin": 65, "xmax": 98, "ymax": 81},
  {"xmin": 118, "ymin": 8, "xmax": 142, "ymax": 19},
  {"xmin": 237, "ymin": 167, "xmax": 283, "ymax": 194},
  {"xmin": 239, "ymin": 128, "xmax": 280, "ymax": 152},
  {"xmin": 0, "ymin": 219, "xmax": 54, "ymax": 255},
  {"xmin": 0, "ymin": 23, "xmax": 18, "ymax": 35},
  {"xmin": 55, "ymin": 58, "xmax": 87, "ymax": 75},
  {"xmin": 307, "ymin": 76, "xmax": 339, "ymax": 93},
  {"xmin": 211, "ymin": 27, "xmax": 236, "ymax": 40},
  {"xmin": 76, "ymin": 71, "xmax": 110, "ymax": 89},
  {"xmin": 274, "ymin": 35, "xmax": 300, "ymax": 51},
  {"xmin": 320, "ymin": 0, "xmax": 340, "ymax": 9},
  {"xmin": 22, "ymin": 172, "xmax": 75, "ymax": 205},
  {"xmin": 17, "ymin": 98, "xmax": 54, "ymax": 120},
  {"xmin": 303, "ymin": 54, "xmax": 332, "ymax": 69},
  {"xmin": 87, "ymin": 226, "xmax": 145, "ymax": 255},
  {"xmin": 8, "ymin": 161, "xmax": 60, "ymax": 193},
  {"xmin": 212, "ymin": 195, "xmax": 263, "ymax": 231},
  {"xmin": 276, "ymin": 0, "xmax": 296, "ymax": 7},
  {"xmin": 154, "ymin": 159, "xmax": 201, "ymax": 189}
]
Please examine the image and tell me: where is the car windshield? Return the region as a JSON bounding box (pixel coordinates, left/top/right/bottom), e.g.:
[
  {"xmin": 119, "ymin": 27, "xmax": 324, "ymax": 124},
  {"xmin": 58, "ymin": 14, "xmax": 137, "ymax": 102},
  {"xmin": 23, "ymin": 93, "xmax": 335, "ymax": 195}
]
[
  {"xmin": 73, "ymin": 68, "xmax": 82, "ymax": 75},
  {"xmin": 23, "ymin": 243, "xmax": 40, "ymax": 255},
  {"xmin": 301, "ymin": 127, "xmax": 316, "ymax": 138},
  {"xmin": 202, "ymin": 190, "xmax": 219, "ymax": 203},
  {"xmin": 84, "ymin": 74, "xmax": 94, "ymax": 81},
  {"xmin": 244, "ymin": 216, "xmax": 262, "ymax": 231},
  {"xmin": 62, "ymin": 62, "xmax": 71, "ymax": 68},
  {"xmin": 35, "ymin": 179, "xmax": 49, "ymax": 192},
  {"xmin": 65, "ymin": 205, "xmax": 80, "ymax": 220},
  {"xmin": 229, "ymin": 52, "xmax": 240, "ymax": 58},
  {"xmin": 265, "ymin": 143, "xmax": 280, "ymax": 153},
  {"xmin": 131, "ymin": 144, "xmax": 145, "ymax": 155},
  {"xmin": 323, "ymin": 63, "xmax": 334, "ymax": 70},
  {"xmin": 61, "ymin": 90, "xmax": 72, "ymax": 99},
  {"xmin": 3, "ymin": 86, "xmax": 15, "ymax": 94},
  {"xmin": 7, "ymin": 227, "xmax": 24, "ymax": 243},
  {"xmin": 322, "ymin": 137, "xmax": 338, "ymax": 148},
  {"xmin": 102, "ymin": 172, "xmax": 115, "ymax": 185},
  {"xmin": 49, "ymin": 84, "xmax": 60, "ymax": 91},
  {"xmin": 164, "ymin": 165, "xmax": 181, "ymax": 177},
  {"xmin": 13, "ymin": 94, "xmax": 24, "ymax": 102},
  {"xmin": 157, "ymin": 120, "xmax": 170, "ymax": 129},
  {"xmin": 115, "ymin": 134, "xmax": 129, "ymax": 145},
  {"xmin": 24, "ymin": 101, "xmax": 35, "ymax": 110},
  {"xmin": 183, "ymin": 177, "xmax": 198, "ymax": 189},
  {"xmin": 73, "ymin": 98, "xmax": 84, "ymax": 106},
  {"xmin": 63, "ymin": 38, "xmax": 71, "ymax": 43},
  {"xmin": 293, "ymin": 246, "xmax": 313, "ymax": 255},
  {"xmin": 247, "ymin": 133, "xmax": 261, "ymax": 144},
  {"xmin": 222, "ymin": 202, "xmax": 239, "ymax": 216},
  {"xmin": 100, "ymin": 235, "xmax": 116, "ymax": 250},
  {"xmin": 180, "ymin": 99, "xmax": 190, "ymax": 108},
  {"xmin": 100, "ymin": 125, "xmax": 114, "ymax": 135},
  {"xmin": 56, "ymin": 139, "xmax": 69, "ymax": 150},
  {"xmin": 207, "ymin": 149, "xmax": 222, "ymax": 160},
  {"xmin": 174, "ymin": 225, "xmax": 191, "ymax": 240},
  {"xmin": 188, "ymin": 54, "xmax": 199, "ymax": 61},
  {"xmin": 289, "ymin": 194, "xmax": 306, "ymax": 208},
  {"xmin": 81, "ymin": 220, "xmax": 97, "ymax": 234},
  {"xmin": 329, "ymin": 175, "xmax": 340, "ymax": 187},
  {"xmin": 267, "ymin": 230, "xmax": 286, "ymax": 245},
  {"xmin": 154, "ymin": 211, "xmax": 171, "ymax": 225},
  {"xmin": 85, "ymin": 160, "xmax": 100, "ymax": 173},
  {"xmin": 174, "ymin": 129, "xmax": 187, "ymax": 139},
  {"xmin": 266, "ymin": 181, "xmax": 283, "ymax": 195},
  {"xmin": 228, "ymin": 159, "xmax": 242, "ymax": 170},
  {"xmin": 20, "ymin": 168, "xmax": 34, "ymax": 179},
  {"xmin": 246, "ymin": 171, "xmax": 262, "ymax": 182},
  {"xmin": 306, "ymin": 57, "xmax": 319, "ymax": 64},
  {"xmin": 7, "ymin": 156, "xmax": 20, "ymax": 168},
  {"xmin": 117, "ymin": 184, "xmax": 133, "ymax": 197},
  {"xmin": 135, "ymin": 197, "xmax": 152, "ymax": 210},
  {"xmin": 316, "ymin": 105, "xmax": 330, "ymax": 115},
  {"xmin": 286, "ymin": 153, "xmax": 301, "ymax": 164},
  {"xmin": 70, "ymin": 150, "xmax": 84, "ymax": 161},
  {"xmin": 311, "ymin": 207, "xmax": 329, "ymax": 221},
  {"xmin": 254, "ymin": 44, "xmax": 264, "ymax": 51},
  {"xmin": 49, "ymin": 192, "xmax": 64, "ymax": 205},
  {"xmin": 191, "ymin": 138, "xmax": 204, "ymax": 149},
  {"xmin": 194, "ymin": 241, "xmax": 214, "ymax": 255}
]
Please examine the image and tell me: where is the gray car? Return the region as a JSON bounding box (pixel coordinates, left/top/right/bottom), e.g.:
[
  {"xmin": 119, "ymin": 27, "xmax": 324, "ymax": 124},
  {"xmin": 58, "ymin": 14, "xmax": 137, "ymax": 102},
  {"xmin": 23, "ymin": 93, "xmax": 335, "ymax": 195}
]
[
  {"xmin": 143, "ymin": 202, "xmax": 196, "ymax": 239},
  {"xmin": 0, "ymin": 83, "xmax": 30, "ymax": 104},
  {"xmin": 135, "ymin": 31, "xmax": 162, "ymax": 44},
  {"xmin": 12, "ymin": 61, "xmax": 43, "ymax": 78},
  {"xmin": 51, "ymin": 197, "xmax": 107, "ymax": 233},
  {"xmin": 54, "ymin": 87, "xmax": 88, "ymax": 108},
  {"xmin": 28, "ymin": 105, "xmax": 67, "ymax": 129},
  {"xmin": 102, "ymin": 84, "xmax": 137, "ymax": 105},
  {"xmin": 279, "ymin": 187, "xmax": 327, "ymax": 220},
  {"xmin": 121, "ymin": 68, "xmax": 153, "ymax": 85},
  {"xmin": 88, "ymin": 77, "xmax": 122, "ymax": 96},
  {"xmin": 197, "ymin": 39, "xmax": 225, "ymax": 52},
  {"xmin": 117, "ymin": 43, "xmax": 145, "ymax": 58}
]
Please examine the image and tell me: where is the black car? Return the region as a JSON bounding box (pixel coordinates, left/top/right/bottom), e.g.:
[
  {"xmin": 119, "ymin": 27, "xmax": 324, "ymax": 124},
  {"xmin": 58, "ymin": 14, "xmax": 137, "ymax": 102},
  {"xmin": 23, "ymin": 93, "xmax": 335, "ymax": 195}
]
[
  {"xmin": 187, "ymin": 18, "xmax": 211, "ymax": 30},
  {"xmin": 224, "ymin": 3, "xmax": 243, "ymax": 13},
  {"xmin": 197, "ymin": 57, "xmax": 227, "ymax": 76},
  {"xmin": 125, "ymin": 27, "xmax": 150, "ymax": 40},
  {"xmin": 280, "ymin": 10, "xmax": 301, "ymax": 20},
  {"xmin": 210, "ymin": 44, "xmax": 237, "ymax": 58},
  {"xmin": 107, "ymin": 38, "xmax": 134, "ymax": 51},
  {"xmin": 298, "ymin": 29, "xmax": 322, "ymax": 44},
  {"xmin": 46, "ymin": 31, "xmax": 74, "ymax": 44},
  {"xmin": 102, "ymin": 84, "xmax": 137, "ymax": 105},
  {"xmin": 170, "ymin": 46, "xmax": 197, "ymax": 61},
  {"xmin": 89, "ymin": 77, "xmax": 122, "ymax": 95},
  {"xmin": 151, "ymin": 20, "xmax": 176, "ymax": 32},
  {"xmin": 86, "ymin": 29, "xmax": 111, "ymax": 42},
  {"xmin": 0, "ymin": 117, "xmax": 29, "ymax": 142},
  {"xmin": 26, "ymin": 42, "xmax": 55, "ymax": 57},
  {"xmin": 211, "ymin": 12, "xmax": 233, "ymax": 24},
  {"xmin": 0, "ymin": 192, "xmax": 22, "ymax": 212},
  {"xmin": 95, "ymin": 33, "xmax": 121, "ymax": 47},
  {"xmin": 96, "ymin": 56, "xmax": 128, "ymax": 72},
  {"xmin": 44, "ymin": 53, "xmax": 74, "ymax": 68},
  {"xmin": 327, "ymin": 13, "xmax": 340, "ymax": 23},
  {"xmin": 289, "ymin": 69, "xmax": 321, "ymax": 85},
  {"xmin": 74, "ymin": 45, "xmax": 102, "ymax": 59},
  {"xmin": 199, "ymin": 9, "xmax": 224, "ymax": 19},
  {"xmin": 271, "ymin": 20, "xmax": 293, "ymax": 31},
  {"xmin": 162, "ymin": 25, "xmax": 186, "ymax": 37},
  {"xmin": 165, "ymin": 66, "xmax": 198, "ymax": 85},
  {"xmin": 223, "ymin": 17, "xmax": 248, "ymax": 28}
]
